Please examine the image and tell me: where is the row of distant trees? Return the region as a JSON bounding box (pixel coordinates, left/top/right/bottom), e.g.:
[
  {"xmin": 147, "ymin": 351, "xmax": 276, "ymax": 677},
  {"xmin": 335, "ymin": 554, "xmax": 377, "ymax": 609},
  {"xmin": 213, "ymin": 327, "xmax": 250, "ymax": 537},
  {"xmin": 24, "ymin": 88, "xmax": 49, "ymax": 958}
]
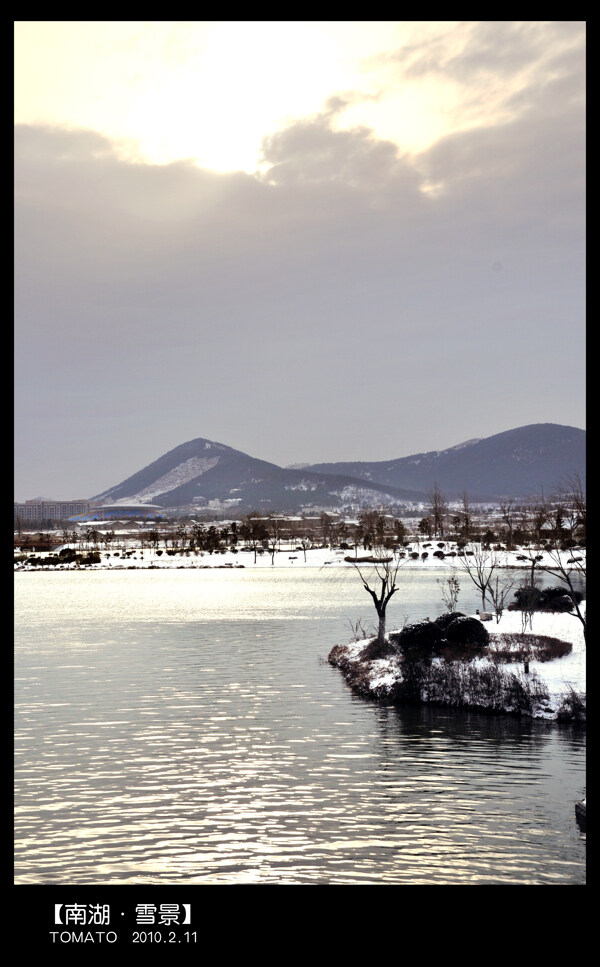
[
  {"xmin": 347, "ymin": 475, "xmax": 586, "ymax": 649},
  {"xmin": 421, "ymin": 475, "xmax": 585, "ymax": 544},
  {"xmin": 15, "ymin": 475, "xmax": 585, "ymax": 556}
]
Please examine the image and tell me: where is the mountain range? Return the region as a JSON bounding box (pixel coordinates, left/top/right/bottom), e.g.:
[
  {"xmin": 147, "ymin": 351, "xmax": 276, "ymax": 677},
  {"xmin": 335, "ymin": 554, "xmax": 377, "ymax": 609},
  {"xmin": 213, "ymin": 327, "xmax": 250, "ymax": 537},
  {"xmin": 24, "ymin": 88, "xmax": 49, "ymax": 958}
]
[{"xmin": 92, "ymin": 423, "xmax": 585, "ymax": 514}]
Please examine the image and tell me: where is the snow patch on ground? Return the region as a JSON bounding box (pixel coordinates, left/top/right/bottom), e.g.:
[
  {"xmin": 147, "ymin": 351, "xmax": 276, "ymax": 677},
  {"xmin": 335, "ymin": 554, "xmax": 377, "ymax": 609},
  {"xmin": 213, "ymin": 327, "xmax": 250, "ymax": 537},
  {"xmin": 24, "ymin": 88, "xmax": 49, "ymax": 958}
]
[{"xmin": 285, "ymin": 480, "xmax": 318, "ymax": 491}]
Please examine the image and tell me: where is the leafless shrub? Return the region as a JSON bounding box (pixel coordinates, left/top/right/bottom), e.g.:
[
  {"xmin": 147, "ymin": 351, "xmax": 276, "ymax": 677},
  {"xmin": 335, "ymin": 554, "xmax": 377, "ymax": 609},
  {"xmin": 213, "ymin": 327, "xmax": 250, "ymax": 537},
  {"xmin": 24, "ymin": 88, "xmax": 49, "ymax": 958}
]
[
  {"xmin": 437, "ymin": 572, "xmax": 460, "ymax": 611},
  {"xmin": 345, "ymin": 617, "xmax": 371, "ymax": 642},
  {"xmin": 557, "ymin": 686, "xmax": 586, "ymax": 723}
]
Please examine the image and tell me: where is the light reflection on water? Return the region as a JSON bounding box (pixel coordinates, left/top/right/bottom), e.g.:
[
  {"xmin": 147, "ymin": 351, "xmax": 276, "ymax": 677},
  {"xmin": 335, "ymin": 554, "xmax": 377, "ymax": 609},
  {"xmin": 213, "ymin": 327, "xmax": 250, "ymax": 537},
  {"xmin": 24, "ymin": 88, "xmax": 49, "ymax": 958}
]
[{"xmin": 15, "ymin": 569, "xmax": 585, "ymax": 884}]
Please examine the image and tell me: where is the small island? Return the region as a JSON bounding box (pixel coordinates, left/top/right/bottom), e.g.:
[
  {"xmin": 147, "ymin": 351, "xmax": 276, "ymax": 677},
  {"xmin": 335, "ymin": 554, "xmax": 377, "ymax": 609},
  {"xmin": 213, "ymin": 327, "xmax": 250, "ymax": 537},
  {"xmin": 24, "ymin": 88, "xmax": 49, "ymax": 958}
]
[{"xmin": 329, "ymin": 599, "xmax": 586, "ymax": 724}]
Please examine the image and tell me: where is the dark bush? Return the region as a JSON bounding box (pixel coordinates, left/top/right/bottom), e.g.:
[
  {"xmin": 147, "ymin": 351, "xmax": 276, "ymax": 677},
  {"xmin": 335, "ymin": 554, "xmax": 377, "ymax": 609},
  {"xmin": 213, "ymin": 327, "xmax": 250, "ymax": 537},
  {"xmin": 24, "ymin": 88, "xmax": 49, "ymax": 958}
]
[
  {"xmin": 433, "ymin": 550, "xmax": 445, "ymax": 558},
  {"xmin": 446, "ymin": 616, "xmax": 489, "ymax": 648},
  {"xmin": 57, "ymin": 548, "xmax": 79, "ymax": 563},
  {"xmin": 410, "ymin": 552, "xmax": 419, "ymax": 559},
  {"xmin": 421, "ymin": 552, "xmax": 429, "ymax": 560},
  {"xmin": 542, "ymin": 585, "xmax": 571, "ymax": 600},
  {"xmin": 391, "ymin": 620, "xmax": 444, "ymax": 656},
  {"xmin": 81, "ymin": 551, "xmax": 101, "ymax": 565},
  {"xmin": 512, "ymin": 586, "xmax": 544, "ymax": 609},
  {"xmin": 434, "ymin": 611, "xmax": 466, "ymax": 631},
  {"xmin": 541, "ymin": 594, "xmax": 574, "ymax": 612},
  {"xmin": 510, "ymin": 585, "xmax": 583, "ymax": 612}
]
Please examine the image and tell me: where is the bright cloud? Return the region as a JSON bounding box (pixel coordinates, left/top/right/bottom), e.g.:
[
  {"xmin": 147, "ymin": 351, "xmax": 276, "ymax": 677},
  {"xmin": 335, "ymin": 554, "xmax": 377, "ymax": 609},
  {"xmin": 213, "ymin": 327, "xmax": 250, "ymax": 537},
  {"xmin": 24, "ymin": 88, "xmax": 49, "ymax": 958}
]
[{"xmin": 15, "ymin": 22, "xmax": 585, "ymax": 173}]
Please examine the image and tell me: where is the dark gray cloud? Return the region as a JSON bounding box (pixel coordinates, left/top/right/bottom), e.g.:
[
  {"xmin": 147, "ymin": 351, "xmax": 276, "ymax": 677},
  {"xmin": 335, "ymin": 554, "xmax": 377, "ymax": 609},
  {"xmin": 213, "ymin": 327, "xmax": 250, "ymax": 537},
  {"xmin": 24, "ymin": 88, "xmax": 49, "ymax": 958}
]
[
  {"xmin": 259, "ymin": 95, "xmax": 417, "ymax": 191},
  {"xmin": 14, "ymin": 36, "xmax": 585, "ymax": 499}
]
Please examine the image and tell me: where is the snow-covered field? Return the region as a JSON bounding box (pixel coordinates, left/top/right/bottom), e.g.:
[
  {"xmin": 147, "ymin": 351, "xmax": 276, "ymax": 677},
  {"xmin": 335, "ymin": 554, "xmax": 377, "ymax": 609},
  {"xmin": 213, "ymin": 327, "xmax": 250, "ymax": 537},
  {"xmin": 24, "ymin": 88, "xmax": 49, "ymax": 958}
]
[{"xmin": 13, "ymin": 540, "xmax": 585, "ymax": 573}]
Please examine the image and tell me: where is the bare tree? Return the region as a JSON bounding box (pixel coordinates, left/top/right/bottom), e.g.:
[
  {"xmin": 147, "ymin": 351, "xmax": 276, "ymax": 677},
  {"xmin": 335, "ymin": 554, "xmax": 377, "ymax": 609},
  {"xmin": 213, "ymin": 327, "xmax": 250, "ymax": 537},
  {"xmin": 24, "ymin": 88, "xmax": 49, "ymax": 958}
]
[
  {"xmin": 267, "ymin": 518, "xmax": 285, "ymax": 565},
  {"xmin": 349, "ymin": 550, "xmax": 405, "ymax": 646},
  {"xmin": 239, "ymin": 514, "xmax": 268, "ymax": 563},
  {"xmin": 526, "ymin": 490, "xmax": 549, "ymax": 545},
  {"xmin": 428, "ymin": 483, "xmax": 448, "ymax": 539},
  {"xmin": 518, "ymin": 586, "xmax": 538, "ymax": 635},
  {"xmin": 458, "ymin": 545, "xmax": 500, "ymax": 612},
  {"xmin": 460, "ymin": 490, "xmax": 472, "ymax": 542},
  {"xmin": 499, "ymin": 498, "xmax": 516, "ymax": 547},
  {"xmin": 299, "ymin": 537, "xmax": 310, "ymax": 562},
  {"xmin": 537, "ymin": 546, "xmax": 586, "ymax": 644},
  {"xmin": 394, "ymin": 518, "xmax": 407, "ymax": 545},
  {"xmin": 85, "ymin": 526, "xmax": 99, "ymax": 550},
  {"xmin": 101, "ymin": 529, "xmax": 115, "ymax": 554},
  {"xmin": 357, "ymin": 510, "xmax": 383, "ymax": 550},
  {"xmin": 437, "ymin": 571, "xmax": 460, "ymax": 611},
  {"xmin": 320, "ymin": 513, "xmax": 335, "ymax": 547},
  {"xmin": 488, "ymin": 573, "xmax": 517, "ymax": 623},
  {"xmin": 556, "ymin": 473, "xmax": 586, "ymax": 543}
]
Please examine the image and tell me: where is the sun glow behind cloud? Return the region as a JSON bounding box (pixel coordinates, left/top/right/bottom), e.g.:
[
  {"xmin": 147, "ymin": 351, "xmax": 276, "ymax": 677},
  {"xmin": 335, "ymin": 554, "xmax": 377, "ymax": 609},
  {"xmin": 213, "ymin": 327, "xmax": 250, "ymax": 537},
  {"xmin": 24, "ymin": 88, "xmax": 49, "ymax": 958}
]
[{"xmin": 14, "ymin": 20, "xmax": 542, "ymax": 174}]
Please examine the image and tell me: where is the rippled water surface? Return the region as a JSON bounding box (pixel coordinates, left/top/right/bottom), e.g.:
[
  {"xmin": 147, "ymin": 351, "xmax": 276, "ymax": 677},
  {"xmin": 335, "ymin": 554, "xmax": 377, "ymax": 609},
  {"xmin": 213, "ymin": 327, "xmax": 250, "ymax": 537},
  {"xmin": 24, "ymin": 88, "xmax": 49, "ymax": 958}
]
[{"xmin": 15, "ymin": 569, "xmax": 586, "ymax": 884}]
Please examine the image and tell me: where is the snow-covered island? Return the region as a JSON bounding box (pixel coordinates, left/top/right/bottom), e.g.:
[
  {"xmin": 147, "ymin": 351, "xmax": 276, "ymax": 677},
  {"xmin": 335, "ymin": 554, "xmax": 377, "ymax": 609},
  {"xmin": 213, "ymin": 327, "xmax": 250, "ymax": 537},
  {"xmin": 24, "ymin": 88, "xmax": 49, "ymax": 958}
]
[{"xmin": 328, "ymin": 604, "xmax": 585, "ymax": 724}]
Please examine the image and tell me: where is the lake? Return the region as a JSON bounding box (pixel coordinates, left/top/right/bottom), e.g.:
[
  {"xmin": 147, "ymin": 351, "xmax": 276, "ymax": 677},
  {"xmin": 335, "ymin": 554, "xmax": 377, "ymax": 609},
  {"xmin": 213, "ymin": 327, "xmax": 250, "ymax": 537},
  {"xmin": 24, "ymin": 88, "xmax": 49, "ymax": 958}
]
[{"xmin": 14, "ymin": 567, "xmax": 586, "ymax": 884}]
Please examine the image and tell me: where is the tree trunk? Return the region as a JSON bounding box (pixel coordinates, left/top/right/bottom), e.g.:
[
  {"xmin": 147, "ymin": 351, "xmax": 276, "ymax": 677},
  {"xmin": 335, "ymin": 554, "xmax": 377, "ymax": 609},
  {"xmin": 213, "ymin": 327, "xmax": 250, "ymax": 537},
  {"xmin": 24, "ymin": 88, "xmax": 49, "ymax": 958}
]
[{"xmin": 377, "ymin": 610, "xmax": 386, "ymax": 645}]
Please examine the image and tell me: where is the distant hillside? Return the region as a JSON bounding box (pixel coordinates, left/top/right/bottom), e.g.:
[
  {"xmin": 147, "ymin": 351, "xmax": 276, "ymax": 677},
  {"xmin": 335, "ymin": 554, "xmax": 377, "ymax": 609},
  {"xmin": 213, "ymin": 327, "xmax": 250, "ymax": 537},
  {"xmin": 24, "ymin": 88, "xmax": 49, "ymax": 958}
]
[
  {"xmin": 92, "ymin": 437, "xmax": 425, "ymax": 513},
  {"xmin": 307, "ymin": 424, "xmax": 585, "ymax": 500},
  {"xmin": 92, "ymin": 424, "xmax": 585, "ymax": 513}
]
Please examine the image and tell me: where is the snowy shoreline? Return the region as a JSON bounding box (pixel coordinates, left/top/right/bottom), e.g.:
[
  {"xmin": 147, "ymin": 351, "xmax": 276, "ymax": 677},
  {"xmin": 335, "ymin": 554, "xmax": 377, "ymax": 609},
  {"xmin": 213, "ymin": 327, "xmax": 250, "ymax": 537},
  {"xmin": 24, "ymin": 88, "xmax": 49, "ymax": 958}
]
[{"xmin": 13, "ymin": 542, "xmax": 585, "ymax": 572}]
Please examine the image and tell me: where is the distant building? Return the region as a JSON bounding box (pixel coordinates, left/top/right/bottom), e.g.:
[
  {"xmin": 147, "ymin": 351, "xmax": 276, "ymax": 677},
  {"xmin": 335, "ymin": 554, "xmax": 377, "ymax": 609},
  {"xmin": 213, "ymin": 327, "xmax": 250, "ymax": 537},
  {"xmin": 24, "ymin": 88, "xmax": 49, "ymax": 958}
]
[
  {"xmin": 14, "ymin": 498, "xmax": 165, "ymax": 524},
  {"xmin": 76, "ymin": 501, "xmax": 165, "ymax": 521},
  {"xmin": 14, "ymin": 499, "xmax": 97, "ymax": 523}
]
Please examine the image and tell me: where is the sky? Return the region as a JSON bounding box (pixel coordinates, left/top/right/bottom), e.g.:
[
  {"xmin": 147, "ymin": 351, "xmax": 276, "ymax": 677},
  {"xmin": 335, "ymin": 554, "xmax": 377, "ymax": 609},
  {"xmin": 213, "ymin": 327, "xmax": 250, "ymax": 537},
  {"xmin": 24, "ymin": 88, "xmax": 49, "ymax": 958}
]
[{"xmin": 14, "ymin": 21, "xmax": 586, "ymax": 500}]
